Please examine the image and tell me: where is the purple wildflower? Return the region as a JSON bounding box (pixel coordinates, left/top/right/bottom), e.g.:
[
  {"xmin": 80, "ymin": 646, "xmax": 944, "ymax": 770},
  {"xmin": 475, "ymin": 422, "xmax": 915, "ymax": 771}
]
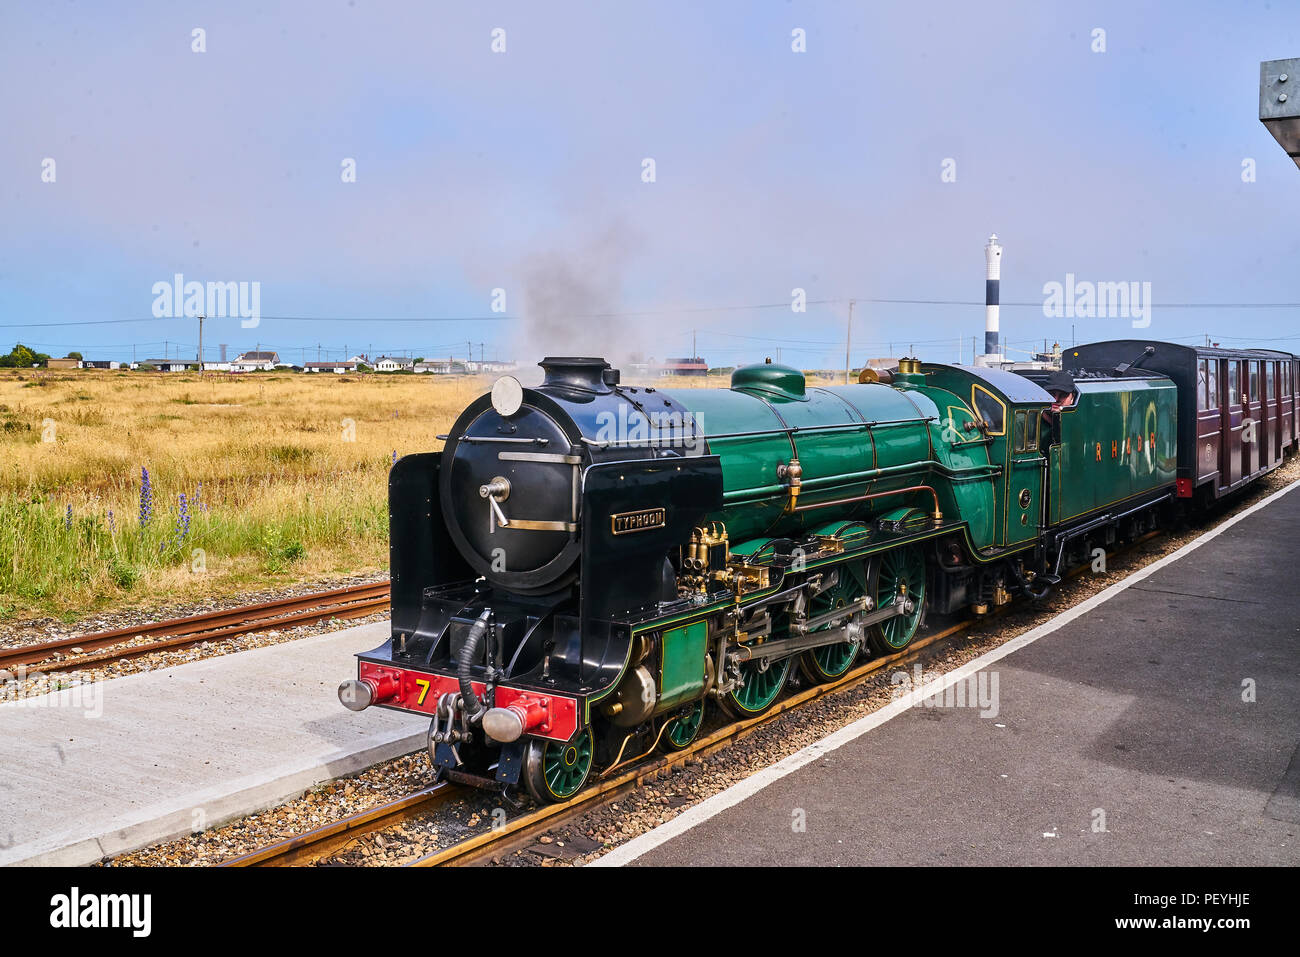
[
  {"xmin": 175, "ymin": 493, "xmax": 190, "ymax": 541},
  {"xmin": 139, "ymin": 467, "xmax": 153, "ymax": 527}
]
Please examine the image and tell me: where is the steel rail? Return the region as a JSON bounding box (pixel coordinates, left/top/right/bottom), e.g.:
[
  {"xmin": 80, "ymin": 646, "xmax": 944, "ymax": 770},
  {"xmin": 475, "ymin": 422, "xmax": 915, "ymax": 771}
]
[
  {"xmin": 0, "ymin": 581, "xmax": 390, "ymax": 675},
  {"xmin": 219, "ymin": 784, "xmax": 455, "ymax": 867}
]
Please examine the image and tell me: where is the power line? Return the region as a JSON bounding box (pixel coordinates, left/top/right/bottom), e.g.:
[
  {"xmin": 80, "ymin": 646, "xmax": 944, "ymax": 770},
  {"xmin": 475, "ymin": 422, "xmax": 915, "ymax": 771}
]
[
  {"xmin": 8, "ymin": 295, "xmax": 1300, "ymax": 332},
  {"xmin": 0, "ymin": 315, "xmax": 512, "ymax": 329}
]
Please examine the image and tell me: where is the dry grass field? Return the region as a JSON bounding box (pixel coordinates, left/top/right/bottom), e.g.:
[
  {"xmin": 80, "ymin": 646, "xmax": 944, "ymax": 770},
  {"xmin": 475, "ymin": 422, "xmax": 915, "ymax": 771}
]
[{"xmin": 0, "ymin": 369, "xmax": 488, "ymax": 621}]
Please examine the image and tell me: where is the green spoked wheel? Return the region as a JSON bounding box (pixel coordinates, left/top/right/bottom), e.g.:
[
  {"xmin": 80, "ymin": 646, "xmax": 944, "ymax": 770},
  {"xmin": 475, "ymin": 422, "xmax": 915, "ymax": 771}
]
[
  {"xmin": 724, "ymin": 653, "xmax": 793, "ymax": 717},
  {"xmin": 867, "ymin": 544, "xmax": 927, "ymax": 655},
  {"xmin": 799, "ymin": 561, "xmax": 868, "ymax": 683},
  {"xmin": 659, "ymin": 699, "xmax": 706, "ymax": 752},
  {"xmin": 523, "ymin": 728, "xmax": 593, "ymax": 803}
]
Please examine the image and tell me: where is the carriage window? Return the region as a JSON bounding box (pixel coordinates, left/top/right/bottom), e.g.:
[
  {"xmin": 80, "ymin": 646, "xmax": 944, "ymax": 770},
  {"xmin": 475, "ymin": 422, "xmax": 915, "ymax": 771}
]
[
  {"xmin": 1197, "ymin": 360, "xmax": 1208, "ymax": 410},
  {"xmin": 1249, "ymin": 362, "xmax": 1259, "ymax": 400},
  {"xmin": 972, "ymin": 386, "xmax": 1005, "ymax": 435},
  {"xmin": 1228, "ymin": 362, "xmax": 1240, "ymax": 403},
  {"xmin": 1206, "ymin": 362, "xmax": 1218, "ymax": 410},
  {"xmin": 1267, "ymin": 363, "xmax": 1275, "ymax": 400}
]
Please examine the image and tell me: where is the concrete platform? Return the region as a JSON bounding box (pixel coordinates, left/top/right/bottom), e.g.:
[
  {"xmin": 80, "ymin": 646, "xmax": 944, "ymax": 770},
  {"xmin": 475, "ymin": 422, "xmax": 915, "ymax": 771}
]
[
  {"xmin": 598, "ymin": 480, "xmax": 1300, "ymax": 867},
  {"xmin": 0, "ymin": 621, "xmax": 420, "ymax": 866}
]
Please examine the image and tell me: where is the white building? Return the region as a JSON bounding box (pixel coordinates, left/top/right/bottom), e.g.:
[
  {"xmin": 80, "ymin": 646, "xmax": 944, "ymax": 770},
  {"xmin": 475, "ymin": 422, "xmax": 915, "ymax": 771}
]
[
  {"xmin": 133, "ymin": 359, "xmax": 192, "ymax": 372},
  {"xmin": 231, "ymin": 350, "xmax": 280, "ymax": 372},
  {"xmin": 373, "ymin": 356, "xmax": 414, "ymax": 372},
  {"xmin": 414, "ymin": 360, "xmax": 466, "ymax": 374},
  {"xmin": 304, "ymin": 361, "xmax": 359, "ymax": 374}
]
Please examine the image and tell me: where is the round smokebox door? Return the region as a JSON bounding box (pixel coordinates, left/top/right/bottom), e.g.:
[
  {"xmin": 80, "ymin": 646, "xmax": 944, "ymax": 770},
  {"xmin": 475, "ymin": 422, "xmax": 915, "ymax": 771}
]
[{"xmin": 446, "ymin": 406, "xmax": 578, "ymax": 577}]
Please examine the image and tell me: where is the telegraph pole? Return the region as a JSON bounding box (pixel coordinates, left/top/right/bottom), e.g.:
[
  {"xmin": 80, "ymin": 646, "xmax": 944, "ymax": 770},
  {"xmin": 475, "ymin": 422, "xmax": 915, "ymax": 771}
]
[
  {"xmin": 197, "ymin": 315, "xmax": 204, "ymax": 372},
  {"xmin": 845, "ymin": 299, "xmax": 855, "ymax": 384}
]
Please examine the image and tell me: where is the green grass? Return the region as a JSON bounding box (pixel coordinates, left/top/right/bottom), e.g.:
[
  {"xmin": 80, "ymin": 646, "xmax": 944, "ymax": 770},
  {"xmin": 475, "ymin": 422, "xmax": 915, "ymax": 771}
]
[{"xmin": 0, "ymin": 473, "xmax": 386, "ymax": 618}]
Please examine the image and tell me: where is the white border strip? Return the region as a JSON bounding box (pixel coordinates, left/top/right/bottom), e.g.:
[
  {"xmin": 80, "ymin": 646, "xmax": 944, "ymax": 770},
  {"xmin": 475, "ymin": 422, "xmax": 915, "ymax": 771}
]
[{"xmin": 590, "ymin": 475, "xmax": 1300, "ymax": 866}]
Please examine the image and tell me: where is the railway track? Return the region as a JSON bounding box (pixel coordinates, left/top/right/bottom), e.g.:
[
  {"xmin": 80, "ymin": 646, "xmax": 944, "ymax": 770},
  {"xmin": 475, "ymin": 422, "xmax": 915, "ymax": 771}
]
[
  {"xmin": 220, "ymin": 530, "xmax": 1168, "ymax": 868},
  {"xmin": 0, "ymin": 581, "xmax": 390, "ymax": 676}
]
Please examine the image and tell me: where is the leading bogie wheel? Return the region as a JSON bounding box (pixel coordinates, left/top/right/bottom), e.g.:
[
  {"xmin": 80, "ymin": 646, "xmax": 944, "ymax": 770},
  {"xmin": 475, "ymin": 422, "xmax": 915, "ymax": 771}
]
[
  {"xmin": 866, "ymin": 543, "xmax": 927, "ymax": 655},
  {"xmin": 523, "ymin": 727, "xmax": 594, "ymax": 803}
]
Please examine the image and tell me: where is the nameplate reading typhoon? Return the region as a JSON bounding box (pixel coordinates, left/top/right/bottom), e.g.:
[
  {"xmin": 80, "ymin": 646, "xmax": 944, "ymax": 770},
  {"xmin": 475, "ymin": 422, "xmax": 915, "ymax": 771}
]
[{"xmin": 611, "ymin": 508, "xmax": 666, "ymax": 535}]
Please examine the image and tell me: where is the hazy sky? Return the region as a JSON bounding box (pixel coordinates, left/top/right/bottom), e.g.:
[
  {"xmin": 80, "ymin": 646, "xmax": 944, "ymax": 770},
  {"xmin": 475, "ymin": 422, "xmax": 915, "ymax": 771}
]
[{"xmin": 2, "ymin": 1, "xmax": 1298, "ymax": 368}]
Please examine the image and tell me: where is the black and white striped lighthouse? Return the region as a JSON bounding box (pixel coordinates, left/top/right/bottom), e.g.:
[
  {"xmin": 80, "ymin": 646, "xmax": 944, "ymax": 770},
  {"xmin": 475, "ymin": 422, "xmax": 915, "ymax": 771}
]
[{"xmin": 984, "ymin": 233, "xmax": 1002, "ymax": 359}]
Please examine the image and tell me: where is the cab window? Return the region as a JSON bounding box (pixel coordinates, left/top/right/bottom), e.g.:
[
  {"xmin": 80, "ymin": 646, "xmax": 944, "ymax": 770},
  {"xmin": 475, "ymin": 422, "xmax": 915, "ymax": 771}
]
[
  {"xmin": 1197, "ymin": 360, "xmax": 1208, "ymax": 410},
  {"xmin": 972, "ymin": 386, "xmax": 1005, "ymax": 435},
  {"xmin": 1012, "ymin": 410, "xmax": 1040, "ymax": 452}
]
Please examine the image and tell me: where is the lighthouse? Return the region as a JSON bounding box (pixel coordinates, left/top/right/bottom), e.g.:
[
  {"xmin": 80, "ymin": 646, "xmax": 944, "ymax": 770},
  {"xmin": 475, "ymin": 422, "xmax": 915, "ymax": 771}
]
[{"xmin": 979, "ymin": 234, "xmax": 1003, "ymax": 365}]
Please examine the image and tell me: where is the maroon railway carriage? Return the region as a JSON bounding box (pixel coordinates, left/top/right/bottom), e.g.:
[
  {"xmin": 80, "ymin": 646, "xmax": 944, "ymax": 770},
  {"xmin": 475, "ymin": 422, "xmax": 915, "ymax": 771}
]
[{"xmin": 1065, "ymin": 341, "xmax": 1298, "ymax": 505}]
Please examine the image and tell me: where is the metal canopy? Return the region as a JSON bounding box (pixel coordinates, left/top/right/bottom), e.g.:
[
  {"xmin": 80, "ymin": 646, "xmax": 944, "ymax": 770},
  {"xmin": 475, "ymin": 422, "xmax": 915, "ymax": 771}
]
[{"xmin": 1260, "ymin": 58, "xmax": 1300, "ymax": 170}]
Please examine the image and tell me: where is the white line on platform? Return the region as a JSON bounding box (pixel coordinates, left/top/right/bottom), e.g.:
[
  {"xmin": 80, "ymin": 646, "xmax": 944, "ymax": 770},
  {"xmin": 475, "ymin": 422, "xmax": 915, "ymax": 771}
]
[{"xmin": 589, "ymin": 475, "xmax": 1300, "ymax": 867}]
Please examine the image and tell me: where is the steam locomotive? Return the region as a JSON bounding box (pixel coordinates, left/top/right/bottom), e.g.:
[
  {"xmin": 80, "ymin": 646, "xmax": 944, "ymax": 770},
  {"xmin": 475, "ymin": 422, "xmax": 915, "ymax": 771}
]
[{"xmin": 339, "ymin": 344, "xmax": 1297, "ymax": 803}]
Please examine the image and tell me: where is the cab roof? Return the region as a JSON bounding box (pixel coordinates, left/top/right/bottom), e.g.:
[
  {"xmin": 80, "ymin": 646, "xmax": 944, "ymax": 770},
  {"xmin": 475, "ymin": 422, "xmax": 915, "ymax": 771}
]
[{"xmin": 921, "ymin": 362, "xmax": 1054, "ymax": 405}]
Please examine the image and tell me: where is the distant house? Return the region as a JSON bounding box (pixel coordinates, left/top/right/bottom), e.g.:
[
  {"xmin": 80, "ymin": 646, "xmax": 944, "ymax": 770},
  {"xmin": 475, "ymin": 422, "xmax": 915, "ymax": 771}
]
[
  {"xmin": 657, "ymin": 357, "xmax": 709, "ymax": 376},
  {"xmin": 46, "ymin": 357, "xmax": 81, "ymax": 370},
  {"xmin": 304, "ymin": 360, "xmax": 358, "ymax": 374},
  {"xmin": 134, "ymin": 359, "xmax": 192, "ymax": 372},
  {"xmin": 415, "ymin": 360, "xmax": 467, "ymax": 374},
  {"xmin": 80, "ymin": 359, "xmax": 121, "ymax": 370},
  {"xmin": 201, "ymin": 361, "xmax": 232, "ymax": 372},
  {"xmin": 476, "ymin": 359, "xmax": 517, "ymax": 374},
  {"xmin": 374, "ymin": 356, "xmax": 414, "ymax": 372},
  {"xmin": 231, "ymin": 351, "xmax": 279, "ymax": 372}
]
